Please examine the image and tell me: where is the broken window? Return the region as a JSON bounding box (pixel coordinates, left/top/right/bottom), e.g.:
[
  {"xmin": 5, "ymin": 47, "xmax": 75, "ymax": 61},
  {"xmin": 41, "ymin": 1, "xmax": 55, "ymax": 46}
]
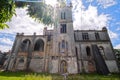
[
  {"xmin": 86, "ymin": 46, "xmax": 91, "ymax": 56},
  {"xmin": 95, "ymin": 32, "xmax": 100, "ymax": 40},
  {"xmin": 59, "ymin": 40, "xmax": 68, "ymax": 53},
  {"xmin": 47, "ymin": 35, "xmax": 51, "ymax": 41},
  {"xmin": 61, "ymin": 12, "xmax": 66, "ymax": 19},
  {"xmin": 19, "ymin": 58, "xmax": 24, "ymax": 63},
  {"xmin": 99, "ymin": 46, "xmax": 105, "ymax": 59},
  {"xmin": 62, "ymin": 40, "xmax": 65, "ymax": 49},
  {"xmin": 20, "ymin": 39, "xmax": 31, "ymax": 52},
  {"xmin": 34, "ymin": 39, "xmax": 44, "ymax": 51},
  {"xmin": 82, "ymin": 33, "xmax": 89, "ymax": 40},
  {"xmin": 60, "ymin": 24, "xmax": 67, "ymax": 33}
]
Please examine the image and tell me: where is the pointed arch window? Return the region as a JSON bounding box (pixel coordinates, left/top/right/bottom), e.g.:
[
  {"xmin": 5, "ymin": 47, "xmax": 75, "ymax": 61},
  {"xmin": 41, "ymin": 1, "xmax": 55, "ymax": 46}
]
[
  {"xmin": 19, "ymin": 58, "xmax": 24, "ymax": 63},
  {"xmin": 34, "ymin": 39, "xmax": 44, "ymax": 51},
  {"xmin": 59, "ymin": 40, "xmax": 68, "ymax": 53},
  {"xmin": 86, "ymin": 46, "xmax": 91, "ymax": 56},
  {"xmin": 95, "ymin": 32, "xmax": 100, "ymax": 40},
  {"xmin": 62, "ymin": 40, "xmax": 65, "ymax": 48},
  {"xmin": 99, "ymin": 46, "xmax": 105, "ymax": 58},
  {"xmin": 61, "ymin": 12, "xmax": 66, "ymax": 19},
  {"xmin": 20, "ymin": 39, "xmax": 31, "ymax": 52},
  {"xmin": 60, "ymin": 60, "xmax": 67, "ymax": 73},
  {"xmin": 75, "ymin": 47, "xmax": 78, "ymax": 57},
  {"xmin": 60, "ymin": 24, "xmax": 67, "ymax": 33}
]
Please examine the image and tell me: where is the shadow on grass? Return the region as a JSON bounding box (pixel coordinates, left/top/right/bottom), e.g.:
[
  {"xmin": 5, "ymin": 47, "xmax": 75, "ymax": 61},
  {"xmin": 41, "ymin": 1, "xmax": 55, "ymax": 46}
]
[
  {"xmin": 0, "ymin": 71, "xmax": 27, "ymax": 77},
  {"xmin": 0, "ymin": 71, "xmax": 120, "ymax": 80}
]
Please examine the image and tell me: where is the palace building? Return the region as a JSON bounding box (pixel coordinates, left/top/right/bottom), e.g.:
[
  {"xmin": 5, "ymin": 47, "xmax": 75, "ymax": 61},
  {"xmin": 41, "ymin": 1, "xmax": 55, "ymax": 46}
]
[{"xmin": 6, "ymin": 2, "xmax": 119, "ymax": 74}]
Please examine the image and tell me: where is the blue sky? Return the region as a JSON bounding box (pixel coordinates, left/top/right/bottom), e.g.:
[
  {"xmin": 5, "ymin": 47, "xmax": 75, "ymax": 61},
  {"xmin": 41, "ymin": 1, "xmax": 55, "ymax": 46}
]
[
  {"xmin": 0, "ymin": 0, "xmax": 120, "ymax": 52},
  {"xmin": 80, "ymin": 0, "xmax": 120, "ymax": 47}
]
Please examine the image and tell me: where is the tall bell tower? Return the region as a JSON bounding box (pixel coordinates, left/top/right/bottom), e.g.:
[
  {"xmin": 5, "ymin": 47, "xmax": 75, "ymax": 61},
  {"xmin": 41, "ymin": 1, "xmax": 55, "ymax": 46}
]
[
  {"xmin": 52, "ymin": 1, "xmax": 78, "ymax": 74},
  {"xmin": 53, "ymin": 1, "xmax": 75, "ymax": 56}
]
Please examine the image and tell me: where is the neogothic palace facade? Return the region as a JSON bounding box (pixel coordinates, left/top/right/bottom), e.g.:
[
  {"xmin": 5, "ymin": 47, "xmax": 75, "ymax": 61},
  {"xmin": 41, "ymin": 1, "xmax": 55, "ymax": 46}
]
[{"xmin": 6, "ymin": 4, "xmax": 119, "ymax": 74}]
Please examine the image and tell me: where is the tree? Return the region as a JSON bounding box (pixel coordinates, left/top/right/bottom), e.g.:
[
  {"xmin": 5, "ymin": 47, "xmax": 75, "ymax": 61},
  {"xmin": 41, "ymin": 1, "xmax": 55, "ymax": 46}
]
[
  {"xmin": 0, "ymin": 0, "xmax": 15, "ymax": 29},
  {"xmin": 15, "ymin": 1, "xmax": 54, "ymax": 25},
  {"xmin": 0, "ymin": 0, "xmax": 66, "ymax": 29},
  {"xmin": 15, "ymin": 1, "xmax": 27, "ymax": 8},
  {"xmin": 27, "ymin": 2, "xmax": 54, "ymax": 25},
  {"xmin": 114, "ymin": 49, "xmax": 120, "ymax": 69}
]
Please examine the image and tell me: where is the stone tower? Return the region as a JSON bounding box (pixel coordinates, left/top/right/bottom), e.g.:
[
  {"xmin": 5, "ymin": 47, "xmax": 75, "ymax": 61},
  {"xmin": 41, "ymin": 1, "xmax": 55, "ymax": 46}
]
[{"xmin": 50, "ymin": 2, "xmax": 78, "ymax": 73}]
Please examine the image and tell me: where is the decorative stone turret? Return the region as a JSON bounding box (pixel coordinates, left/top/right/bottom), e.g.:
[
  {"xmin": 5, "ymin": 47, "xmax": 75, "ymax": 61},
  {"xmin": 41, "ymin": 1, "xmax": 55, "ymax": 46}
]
[{"xmin": 102, "ymin": 27, "xmax": 107, "ymax": 31}]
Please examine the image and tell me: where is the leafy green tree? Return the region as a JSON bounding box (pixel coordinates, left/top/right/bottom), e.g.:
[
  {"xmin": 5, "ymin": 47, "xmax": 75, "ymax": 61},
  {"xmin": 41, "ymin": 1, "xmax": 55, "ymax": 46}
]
[
  {"xmin": 114, "ymin": 49, "xmax": 120, "ymax": 60},
  {"xmin": 15, "ymin": 1, "xmax": 54, "ymax": 25},
  {"xmin": 0, "ymin": 0, "xmax": 15, "ymax": 29},
  {"xmin": 0, "ymin": 1, "xmax": 54, "ymax": 29},
  {"xmin": 114, "ymin": 49, "xmax": 120, "ymax": 69},
  {"xmin": 27, "ymin": 2, "xmax": 54, "ymax": 25},
  {"xmin": 15, "ymin": 1, "xmax": 27, "ymax": 8}
]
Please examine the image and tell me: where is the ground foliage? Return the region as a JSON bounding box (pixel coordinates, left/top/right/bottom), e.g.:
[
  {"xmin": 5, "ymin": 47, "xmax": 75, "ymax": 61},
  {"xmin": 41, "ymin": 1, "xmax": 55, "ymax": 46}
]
[{"xmin": 0, "ymin": 71, "xmax": 120, "ymax": 80}]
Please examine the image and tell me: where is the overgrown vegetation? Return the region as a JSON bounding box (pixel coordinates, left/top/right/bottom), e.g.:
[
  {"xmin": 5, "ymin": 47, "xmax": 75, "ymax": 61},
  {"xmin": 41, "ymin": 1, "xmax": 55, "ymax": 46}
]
[
  {"xmin": 114, "ymin": 49, "xmax": 120, "ymax": 70},
  {"xmin": 0, "ymin": 71, "xmax": 120, "ymax": 80}
]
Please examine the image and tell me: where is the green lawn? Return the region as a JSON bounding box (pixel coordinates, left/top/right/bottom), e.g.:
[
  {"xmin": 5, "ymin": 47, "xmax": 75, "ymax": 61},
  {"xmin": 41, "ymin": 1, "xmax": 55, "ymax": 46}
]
[{"xmin": 0, "ymin": 71, "xmax": 120, "ymax": 80}]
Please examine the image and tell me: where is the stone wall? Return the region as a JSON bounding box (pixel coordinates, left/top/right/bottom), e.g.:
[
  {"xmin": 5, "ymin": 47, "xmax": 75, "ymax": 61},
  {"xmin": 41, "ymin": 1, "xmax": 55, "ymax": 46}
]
[
  {"xmin": 105, "ymin": 60, "xmax": 119, "ymax": 72},
  {"xmin": 29, "ymin": 58, "xmax": 44, "ymax": 72}
]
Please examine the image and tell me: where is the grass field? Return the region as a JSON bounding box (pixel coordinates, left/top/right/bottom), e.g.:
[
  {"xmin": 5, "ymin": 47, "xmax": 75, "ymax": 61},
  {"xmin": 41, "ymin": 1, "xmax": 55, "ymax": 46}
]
[{"xmin": 0, "ymin": 71, "xmax": 120, "ymax": 80}]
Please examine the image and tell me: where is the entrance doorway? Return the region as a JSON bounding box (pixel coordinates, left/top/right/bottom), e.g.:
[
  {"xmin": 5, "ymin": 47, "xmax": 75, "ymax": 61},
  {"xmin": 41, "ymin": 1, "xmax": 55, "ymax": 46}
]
[{"xmin": 60, "ymin": 60, "xmax": 67, "ymax": 73}]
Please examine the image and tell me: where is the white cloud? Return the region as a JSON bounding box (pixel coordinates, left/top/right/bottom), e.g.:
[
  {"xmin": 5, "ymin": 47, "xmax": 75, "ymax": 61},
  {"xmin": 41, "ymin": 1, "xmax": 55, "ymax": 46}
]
[
  {"xmin": 116, "ymin": 22, "xmax": 120, "ymax": 25},
  {"xmin": 0, "ymin": 37, "xmax": 13, "ymax": 52},
  {"xmin": 73, "ymin": 2, "xmax": 110, "ymax": 30},
  {"xmin": 45, "ymin": 0, "xmax": 57, "ymax": 6},
  {"xmin": 0, "ymin": 38, "xmax": 13, "ymax": 46},
  {"xmin": 72, "ymin": 0, "xmax": 118, "ymax": 40},
  {"xmin": 0, "ymin": 0, "xmax": 119, "ymax": 52},
  {"xmin": 0, "ymin": 45, "xmax": 12, "ymax": 52},
  {"xmin": 116, "ymin": 27, "xmax": 120, "ymax": 31},
  {"xmin": 97, "ymin": 0, "xmax": 117, "ymax": 8},
  {"xmin": 0, "ymin": 7, "xmax": 46, "ymax": 52},
  {"xmin": 0, "ymin": 8, "xmax": 45, "ymax": 35},
  {"xmin": 86, "ymin": 0, "xmax": 94, "ymax": 3},
  {"xmin": 108, "ymin": 30, "xmax": 118, "ymax": 39},
  {"xmin": 114, "ymin": 44, "xmax": 120, "ymax": 49}
]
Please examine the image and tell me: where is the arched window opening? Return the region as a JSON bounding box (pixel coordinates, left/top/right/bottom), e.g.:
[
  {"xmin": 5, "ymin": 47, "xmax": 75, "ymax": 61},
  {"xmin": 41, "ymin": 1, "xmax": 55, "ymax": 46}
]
[
  {"xmin": 20, "ymin": 39, "xmax": 31, "ymax": 52},
  {"xmin": 60, "ymin": 60, "xmax": 67, "ymax": 73},
  {"xmin": 34, "ymin": 39, "xmax": 44, "ymax": 51},
  {"xmin": 86, "ymin": 46, "xmax": 91, "ymax": 56},
  {"xmin": 59, "ymin": 40, "xmax": 68, "ymax": 53},
  {"xmin": 95, "ymin": 32, "xmax": 100, "ymax": 40},
  {"xmin": 66, "ymin": 42, "xmax": 68, "ymax": 51},
  {"xmin": 62, "ymin": 40, "xmax": 65, "ymax": 49},
  {"xmin": 19, "ymin": 58, "xmax": 24, "ymax": 63},
  {"xmin": 99, "ymin": 46, "xmax": 105, "ymax": 58},
  {"xmin": 75, "ymin": 47, "xmax": 78, "ymax": 56},
  {"xmin": 60, "ymin": 24, "xmax": 67, "ymax": 33},
  {"xmin": 61, "ymin": 12, "xmax": 66, "ymax": 19},
  {"xmin": 58, "ymin": 42, "xmax": 60, "ymax": 53}
]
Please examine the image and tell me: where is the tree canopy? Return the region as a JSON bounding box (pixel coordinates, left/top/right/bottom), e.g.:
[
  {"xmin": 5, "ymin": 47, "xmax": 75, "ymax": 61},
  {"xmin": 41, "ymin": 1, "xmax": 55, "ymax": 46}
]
[
  {"xmin": 27, "ymin": 2, "xmax": 54, "ymax": 25},
  {"xmin": 0, "ymin": 1, "xmax": 54, "ymax": 29},
  {"xmin": 0, "ymin": 0, "xmax": 15, "ymax": 29}
]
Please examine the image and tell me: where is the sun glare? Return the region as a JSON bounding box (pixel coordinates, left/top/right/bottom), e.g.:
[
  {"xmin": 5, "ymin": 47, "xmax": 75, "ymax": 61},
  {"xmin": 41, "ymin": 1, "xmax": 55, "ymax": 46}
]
[{"xmin": 45, "ymin": 0, "xmax": 57, "ymax": 6}]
